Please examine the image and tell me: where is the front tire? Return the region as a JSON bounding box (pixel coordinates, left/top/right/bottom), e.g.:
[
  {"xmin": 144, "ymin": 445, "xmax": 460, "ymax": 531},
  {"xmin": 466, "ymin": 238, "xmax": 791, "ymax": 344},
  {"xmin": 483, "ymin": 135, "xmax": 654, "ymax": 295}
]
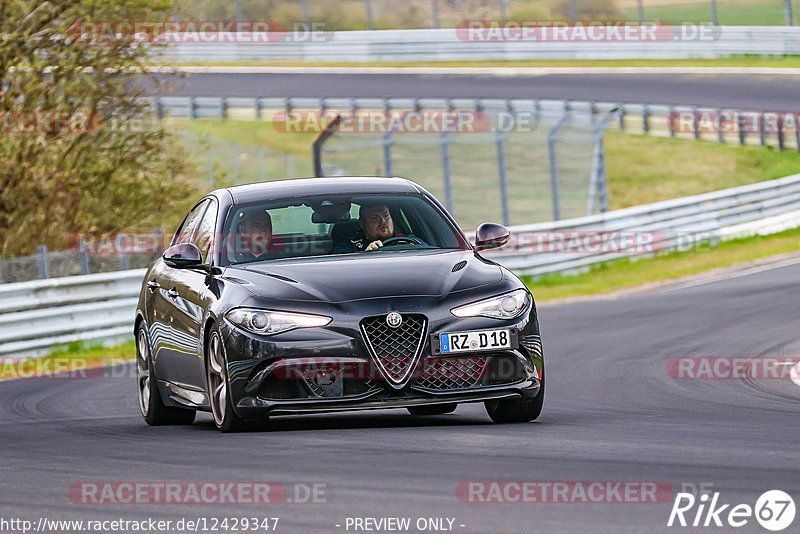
[
  {"xmin": 407, "ymin": 404, "xmax": 457, "ymax": 415},
  {"xmin": 136, "ymin": 324, "xmax": 196, "ymax": 426},
  {"xmin": 206, "ymin": 326, "xmax": 256, "ymax": 433},
  {"xmin": 485, "ymin": 369, "xmax": 545, "ymax": 423}
]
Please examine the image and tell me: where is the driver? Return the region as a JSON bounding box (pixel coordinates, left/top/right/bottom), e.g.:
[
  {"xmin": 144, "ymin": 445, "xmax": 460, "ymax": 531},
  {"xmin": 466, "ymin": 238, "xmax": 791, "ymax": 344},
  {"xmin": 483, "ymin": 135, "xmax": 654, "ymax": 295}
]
[
  {"xmin": 232, "ymin": 208, "xmax": 279, "ymax": 262},
  {"xmin": 337, "ymin": 203, "xmax": 425, "ymax": 252}
]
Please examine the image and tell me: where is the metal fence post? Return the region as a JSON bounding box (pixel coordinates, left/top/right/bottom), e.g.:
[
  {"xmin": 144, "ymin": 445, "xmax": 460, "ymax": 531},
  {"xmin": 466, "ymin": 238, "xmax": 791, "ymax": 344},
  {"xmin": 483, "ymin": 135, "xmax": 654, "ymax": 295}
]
[
  {"xmin": 637, "ymin": 0, "xmax": 645, "ymax": 23},
  {"xmin": 785, "ymin": 0, "xmax": 793, "ymax": 26},
  {"xmin": 301, "ymin": 0, "xmax": 311, "ymax": 26},
  {"xmin": 383, "ymin": 132, "xmax": 394, "ymax": 176},
  {"xmin": 155, "ymin": 227, "xmax": 164, "ymax": 253},
  {"xmin": 548, "ymin": 115, "xmax": 571, "ymax": 221},
  {"xmin": 716, "ymin": 111, "xmax": 725, "ymax": 144},
  {"xmin": 431, "ymin": 0, "xmax": 440, "ymax": 29},
  {"xmin": 759, "ymin": 112, "xmax": 767, "ymax": 146},
  {"xmin": 668, "ymin": 105, "xmax": 676, "ymax": 137},
  {"xmin": 440, "ymin": 133, "xmax": 454, "ymax": 215},
  {"xmin": 495, "ymin": 131, "xmax": 510, "ymax": 226},
  {"xmin": 365, "ymin": 0, "xmax": 375, "ymax": 30},
  {"xmin": 710, "ymin": 0, "xmax": 719, "ymax": 26},
  {"xmin": 588, "ymin": 109, "xmax": 618, "ymax": 215},
  {"xmin": 499, "ymin": 0, "xmax": 507, "ymax": 20},
  {"xmin": 738, "ymin": 114, "xmax": 747, "ymax": 145},
  {"xmin": 119, "ymin": 253, "xmax": 130, "ymax": 271},
  {"xmin": 778, "ymin": 115, "xmax": 785, "ymax": 150},
  {"xmin": 643, "ymin": 105, "xmax": 650, "ymax": 133},
  {"xmin": 37, "ymin": 245, "xmax": 49, "ymax": 279},
  {"xmin": 221, "ymin": 97, "xmax": 228, "ymax": 120},
  {"xmin": 154, "ymin": 97, "xmax": 164, "ymax": 121},
  {"xmin": 189, "ymin": 96, "xmax": 197, "ymax": 119},
  {"xmin": 0, "ymin": 257, "xmax": 3, "ymax": 284},
  {"xmin": 255, "ymin": 97, "xmax": 262, "ymax": 120},
  {"xmin": 693, "ymin": 107, "xmax": 701, "ymax": 140},
  {"xmin": 79, "ymin": 237, "xmax": 90, "ymax": 275},
  {"xmin": 568, "ymin": 0, "xmax": 577, "ymax": 21}
]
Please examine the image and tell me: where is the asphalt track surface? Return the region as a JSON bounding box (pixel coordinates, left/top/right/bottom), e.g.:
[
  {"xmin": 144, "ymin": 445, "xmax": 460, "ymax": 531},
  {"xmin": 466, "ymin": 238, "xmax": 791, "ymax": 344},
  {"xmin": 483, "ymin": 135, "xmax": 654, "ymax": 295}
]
[
  {"xmin": 158, "ymin": 72, "xmax": 800, "ymax": 110},
  {"xmin": 1, "ymin": 258, "xmax": 798, "ymax": 533}
]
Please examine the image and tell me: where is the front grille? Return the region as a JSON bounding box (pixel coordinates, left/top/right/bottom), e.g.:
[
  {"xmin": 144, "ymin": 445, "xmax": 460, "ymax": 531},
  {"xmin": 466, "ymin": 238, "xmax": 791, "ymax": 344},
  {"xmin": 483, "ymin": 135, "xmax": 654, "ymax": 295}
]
[
  {"xmin": 415, "ymin": 356, "xmax": 488, "ymax": 390},
  {"xmin": 361, "ymin": 313, "xmax": 427, "ymax": 386}
]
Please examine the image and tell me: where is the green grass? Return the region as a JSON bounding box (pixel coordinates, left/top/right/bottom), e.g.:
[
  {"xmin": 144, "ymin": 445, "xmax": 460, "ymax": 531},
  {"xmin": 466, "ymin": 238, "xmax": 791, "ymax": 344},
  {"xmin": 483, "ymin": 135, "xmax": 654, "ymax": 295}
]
[
  {"xmin": 525, "ymin": 225, "xmax": 800, "ymax": 301},
  {"xmin": 604, "ymin": 131, "xmax": 800, "ymax": 209},
  {"xmin": 160, "ymin": 56, "xmax": 800, "ymax": 69},
  {"xmin": 0, "ymin": 340, "xmax": 136, "ymax": 380},
  {"xmin": 621, "ymin": 0, "xmax": 791, "ymax": 26}
]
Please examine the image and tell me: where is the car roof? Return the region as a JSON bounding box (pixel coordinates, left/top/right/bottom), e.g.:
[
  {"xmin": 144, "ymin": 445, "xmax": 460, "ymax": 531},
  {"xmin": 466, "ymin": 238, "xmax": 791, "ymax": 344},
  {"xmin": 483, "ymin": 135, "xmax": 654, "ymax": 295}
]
[{"xmin": 217, "ymin": 177, "xmax": 423, "ymax": 204}]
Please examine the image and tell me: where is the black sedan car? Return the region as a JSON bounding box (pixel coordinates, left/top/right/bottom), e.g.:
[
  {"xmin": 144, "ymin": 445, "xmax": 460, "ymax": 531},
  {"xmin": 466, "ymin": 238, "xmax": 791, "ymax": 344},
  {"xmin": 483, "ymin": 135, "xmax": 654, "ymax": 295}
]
[{"xmin": 135, "ymin": 177, "xmax": 544, "ymax": 431}]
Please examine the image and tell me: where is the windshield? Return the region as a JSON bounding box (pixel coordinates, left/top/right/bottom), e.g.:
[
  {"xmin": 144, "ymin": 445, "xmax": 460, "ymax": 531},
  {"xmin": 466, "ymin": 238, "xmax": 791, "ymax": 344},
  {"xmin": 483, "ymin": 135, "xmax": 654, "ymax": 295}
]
[{"xmin": 218, "ymin": 193, "xmax": 470, "ymax": 266}]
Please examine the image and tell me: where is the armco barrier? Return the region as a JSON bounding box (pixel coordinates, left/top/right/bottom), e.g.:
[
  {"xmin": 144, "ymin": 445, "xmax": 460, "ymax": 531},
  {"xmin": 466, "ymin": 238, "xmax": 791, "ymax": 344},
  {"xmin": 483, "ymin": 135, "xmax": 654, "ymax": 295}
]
[
  {"xmin": 0, "ymin": 270, "xmax": 145, "ymax": 360},
  {"xmin": 2, "ymin": 174, "xmax": 800, "ymax": 360},
  {"xmin": 159, "ymin": 27, "xmax": 800, "ymax": 62},
  {"xmin": 481, "ymin": 173, "xmax": 800, "ymax": 276}
]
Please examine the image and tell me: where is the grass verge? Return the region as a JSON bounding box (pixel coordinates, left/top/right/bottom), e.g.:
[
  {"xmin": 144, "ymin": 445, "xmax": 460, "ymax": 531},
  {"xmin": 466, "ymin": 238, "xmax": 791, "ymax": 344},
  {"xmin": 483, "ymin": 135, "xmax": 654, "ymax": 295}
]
[
  {"xmin": 525, "ymin": 226, "xmax": 800, "ymax": 302},
  {"xmin": 604, "ymin": 131, "xmax": 800, "ymax": 209}
]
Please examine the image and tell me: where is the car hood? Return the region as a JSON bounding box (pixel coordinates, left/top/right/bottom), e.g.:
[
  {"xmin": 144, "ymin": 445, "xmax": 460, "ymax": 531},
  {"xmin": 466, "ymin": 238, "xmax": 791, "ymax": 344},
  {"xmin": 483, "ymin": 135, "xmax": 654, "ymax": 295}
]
[{"xmin": 222, "ymin": 250, "xmax": 503, "ymax": 303}]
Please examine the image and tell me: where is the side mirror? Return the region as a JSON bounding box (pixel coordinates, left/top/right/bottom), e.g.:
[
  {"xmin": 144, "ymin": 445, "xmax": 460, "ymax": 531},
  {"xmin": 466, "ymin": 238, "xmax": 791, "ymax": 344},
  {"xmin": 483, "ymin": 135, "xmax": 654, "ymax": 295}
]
[
  {"xmin": 475, "ymin": 222, "xmax": 510, "ymax": 251},
  {"xmin": 163, "ymin": 243, "xmax": 202, "ymax": 268}
]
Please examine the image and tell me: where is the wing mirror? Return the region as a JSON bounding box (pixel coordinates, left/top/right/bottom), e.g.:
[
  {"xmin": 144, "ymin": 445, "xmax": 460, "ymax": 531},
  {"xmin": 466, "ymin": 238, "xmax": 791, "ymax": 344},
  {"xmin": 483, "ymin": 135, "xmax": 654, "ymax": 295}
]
[
  {"xmin": 163, "ymin": 243, "xmax": 203, "ymax": 268},
  {"xmin": 475, "ymin": 222, "xmax": 510, "ymax": 251}
]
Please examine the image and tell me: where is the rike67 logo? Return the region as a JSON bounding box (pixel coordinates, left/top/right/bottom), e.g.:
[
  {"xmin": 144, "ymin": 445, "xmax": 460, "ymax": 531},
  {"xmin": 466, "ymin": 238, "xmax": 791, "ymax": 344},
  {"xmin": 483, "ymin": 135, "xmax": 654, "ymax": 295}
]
[{"xmin": 668, "ymin": 489, "xmax": 796, "ymax": 531}]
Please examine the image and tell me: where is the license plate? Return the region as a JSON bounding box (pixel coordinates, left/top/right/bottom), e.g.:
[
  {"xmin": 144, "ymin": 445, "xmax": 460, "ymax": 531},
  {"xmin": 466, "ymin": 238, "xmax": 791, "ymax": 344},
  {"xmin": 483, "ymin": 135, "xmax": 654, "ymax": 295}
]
[{"xmin": 440, "ymin": 329, "xmax": 512, "ymax": 354}]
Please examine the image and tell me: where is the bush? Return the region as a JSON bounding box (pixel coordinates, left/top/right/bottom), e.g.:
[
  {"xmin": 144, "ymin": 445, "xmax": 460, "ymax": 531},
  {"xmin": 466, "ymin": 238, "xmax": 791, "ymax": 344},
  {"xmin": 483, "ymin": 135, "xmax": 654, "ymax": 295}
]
[{"xmin": 0, "ymin": 0, "xmax": 197, "ymax": 257}]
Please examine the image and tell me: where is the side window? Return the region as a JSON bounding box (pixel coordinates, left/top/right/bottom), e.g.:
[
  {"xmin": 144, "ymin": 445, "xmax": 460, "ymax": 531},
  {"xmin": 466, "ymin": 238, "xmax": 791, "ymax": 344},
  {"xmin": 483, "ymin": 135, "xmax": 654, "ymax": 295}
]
[
  {"xmin": 173, "ymin": 200, "xmax": 209, "ymax": 247},
  {"xmin": 194, "ymin": 200, "xmax": 217, "ymax": 263}
]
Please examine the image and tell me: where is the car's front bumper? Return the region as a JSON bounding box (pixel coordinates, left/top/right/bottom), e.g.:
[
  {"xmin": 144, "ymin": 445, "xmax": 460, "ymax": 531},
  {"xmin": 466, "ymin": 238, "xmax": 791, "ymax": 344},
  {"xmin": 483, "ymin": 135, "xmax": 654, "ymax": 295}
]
[{"xmin": 218, "ymin": 297, "xmax": 543, "ymax": 419}]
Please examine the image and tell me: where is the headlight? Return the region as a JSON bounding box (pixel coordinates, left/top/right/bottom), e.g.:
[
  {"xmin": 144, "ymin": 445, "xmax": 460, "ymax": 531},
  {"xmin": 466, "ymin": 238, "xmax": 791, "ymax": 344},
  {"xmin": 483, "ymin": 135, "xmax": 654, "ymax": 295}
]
[
  {"xmin": 226, "ymin": 308, "xmax": 331, "ymax": 336},
  {"xmin": 451, "ymin": 289, "xmax": 530, "ymax": 319}
]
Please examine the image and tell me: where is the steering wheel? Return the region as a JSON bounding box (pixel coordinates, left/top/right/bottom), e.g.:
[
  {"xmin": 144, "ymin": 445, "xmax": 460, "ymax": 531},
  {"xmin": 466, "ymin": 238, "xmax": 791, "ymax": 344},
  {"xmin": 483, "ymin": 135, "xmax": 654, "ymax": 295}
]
[{"xmin": 381, "ymin": 236, "xmax": 423, "ymax": 247}]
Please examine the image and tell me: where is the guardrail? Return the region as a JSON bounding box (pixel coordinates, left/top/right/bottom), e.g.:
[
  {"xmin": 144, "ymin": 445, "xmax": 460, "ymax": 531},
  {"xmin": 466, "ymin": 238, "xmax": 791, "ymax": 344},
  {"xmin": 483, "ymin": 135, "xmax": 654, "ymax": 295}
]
[
  {"xmin": 159, "ymin": 26, "xmax": 800, "ymax": 62},
  {"xmin": 0, "ymin": 270, "xmax": 145, "ymax": 360},
  {"xmin": 3, "ymin": 173, "xmax": 800, "ymax": 360},
  {"xmin": 481, "ymin": 173, "xmax": 800, "ymax": 276}
]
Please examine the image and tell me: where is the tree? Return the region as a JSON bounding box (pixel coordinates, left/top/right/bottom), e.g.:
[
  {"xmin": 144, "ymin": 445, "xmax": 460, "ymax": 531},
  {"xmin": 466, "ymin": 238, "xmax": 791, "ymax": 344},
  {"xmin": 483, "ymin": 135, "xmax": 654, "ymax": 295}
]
[{"xmin": 0, "ymin": 0, "xmax": 195, "ymax": 256}]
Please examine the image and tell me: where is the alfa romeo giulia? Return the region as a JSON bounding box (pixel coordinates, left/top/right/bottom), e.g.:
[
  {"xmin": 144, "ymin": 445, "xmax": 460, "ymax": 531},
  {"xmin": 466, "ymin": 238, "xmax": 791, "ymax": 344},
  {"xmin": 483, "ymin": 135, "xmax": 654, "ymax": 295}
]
[{"xmin": 134, "ymin": 177, "xmax": 544, "ymax": 431}]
